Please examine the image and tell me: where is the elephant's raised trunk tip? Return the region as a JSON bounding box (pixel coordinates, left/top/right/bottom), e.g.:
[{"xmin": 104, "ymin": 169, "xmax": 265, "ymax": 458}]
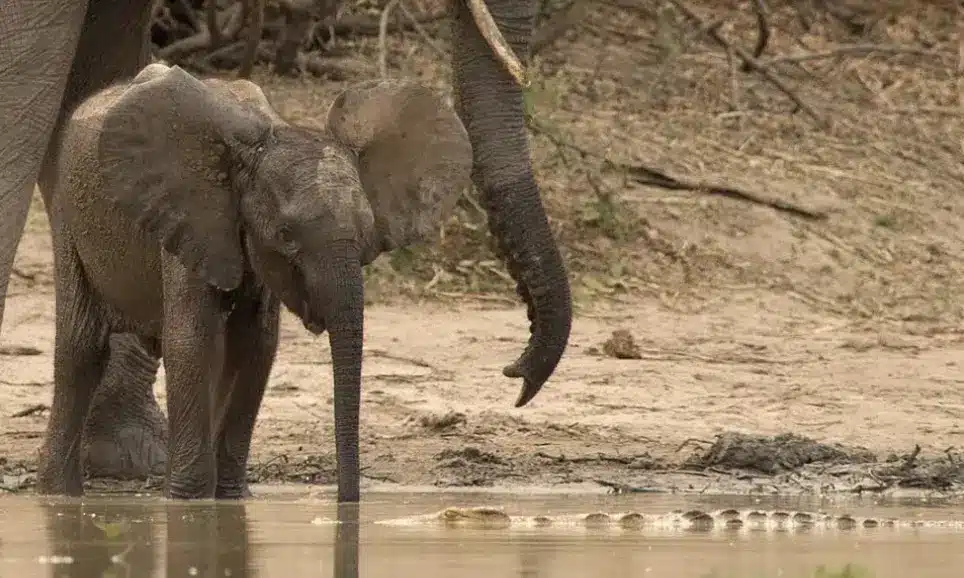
[
  {"xmin": 503, "ymin": 307, "xmax": 572, "ymax": 408},
  {"xmin": 511, "ymin": 377, "xmax": 541, "ymax": 408},
  {"xmin": 502, "ymin": 270, "xmax": 573, "ymax": 408}
]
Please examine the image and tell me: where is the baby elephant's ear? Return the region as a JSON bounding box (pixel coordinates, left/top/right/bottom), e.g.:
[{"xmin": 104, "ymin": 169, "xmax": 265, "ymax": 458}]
[
  {"xmin": 202, "ymin": 78, "xmax": 287, "ymax": 126},
  {"xmin": 325, "ymin": 80, "xmax": 473, "ymax": 252},
  {"xmin": 98, "ymin": 65, "xmax": 268, "ymax": 291}
]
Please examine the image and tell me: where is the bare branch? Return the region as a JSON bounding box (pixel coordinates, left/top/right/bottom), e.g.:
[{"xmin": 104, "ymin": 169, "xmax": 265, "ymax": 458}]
[
  {"xmin": 740, "ymin": 0, "xmax": 769, "ymax": 71},
  {"xmin": 238, "ymin": 0, "xmax": 265, "ymax": 78},
  {"xmin": 177, "ymin": 0, "xmax": 203, "ymax": 31},
  {"xmin": 628, "ymin": 163, "xmax": 827, "ymax": 221},
  {"xmin": 666, "ymin": 0, "xmax": 829, "ymax": 128},
  {"xmin": 764, "ymin": 43, "xmax": 943, "ymax": 65},
  {"xmin": 378, "ymin": 0, "xmax": 401, "ymax": 78},
  {"xmin": 206, "ymin": 0, "xmax": 223, "ymax": 48},
  {"xmin": 158, "ymin": 27, "xmax": 212, "ymax": 60},
  {"xmin": 528, "ymin": 118, "xmax": 826, "ymax": 221},
  {"xmin": 396, "ymin": 0, "xmax": 446, "ymax": 58}
]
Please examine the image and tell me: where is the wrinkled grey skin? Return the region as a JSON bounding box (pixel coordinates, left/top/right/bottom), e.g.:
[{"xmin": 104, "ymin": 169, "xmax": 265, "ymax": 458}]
[
  {"xmin": 0, "ymin": 0, "xmax": 572, "ymax": 497},
  {"xmin": 38, "ymin": 63, "xmax": 473, "ymax": 501}
]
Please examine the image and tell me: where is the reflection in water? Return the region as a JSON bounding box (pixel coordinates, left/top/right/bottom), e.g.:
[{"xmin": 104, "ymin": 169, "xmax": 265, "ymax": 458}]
[
  {"xmin": 38, "ymin": 499, "xmax": 362, "ymax": 578},
  {"xmin": 165, "ymin": 501, "xmax": 253, "ymax": 577},
  {"xmin": 41, "ymin": 499, "xmax": 157, "ymax": 578},
  {"xmin": 334, "ymin": 503, "xmax": 360, "ymax": 578},
  {"xmin": 19, "ymin": 491, "xmax": 964, "ymax": 578},
  {"xmin": 518, "ymin": 545, "xmax": 549, "ymax": 578}
]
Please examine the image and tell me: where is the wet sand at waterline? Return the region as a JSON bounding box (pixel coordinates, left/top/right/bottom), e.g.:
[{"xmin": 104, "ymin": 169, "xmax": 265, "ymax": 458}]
[{"xmin": 1, "ymin": 489, "xmax": 964, "ymax": 577}]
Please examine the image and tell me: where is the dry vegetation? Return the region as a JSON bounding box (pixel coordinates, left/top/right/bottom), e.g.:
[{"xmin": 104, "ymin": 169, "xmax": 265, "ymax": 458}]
[{"xmin": 150, "ymin": 0, "xmax": 964, "ymax": 325}]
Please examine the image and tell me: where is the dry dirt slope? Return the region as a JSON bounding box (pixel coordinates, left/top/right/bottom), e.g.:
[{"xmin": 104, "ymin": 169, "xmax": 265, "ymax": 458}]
[
  {"xmin": 2, "ymin": 1, "xmax": 964, "ymax": 495},
  {"xmin": 246, "ymin": 0, "xmax": 964, "ymax": 324}
]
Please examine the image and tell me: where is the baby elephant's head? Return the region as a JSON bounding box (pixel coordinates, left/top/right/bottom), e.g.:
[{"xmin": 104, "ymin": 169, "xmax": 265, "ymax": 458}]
[{"xmin": 95, "ymin": 64, "xmax": 473, "ymax": 334}]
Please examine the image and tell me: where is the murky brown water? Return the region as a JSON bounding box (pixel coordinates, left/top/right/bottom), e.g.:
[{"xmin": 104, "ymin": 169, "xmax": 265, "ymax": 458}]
[{"xmin": 2, "ymin": 487, "xmax": 964, "ymax": 577}]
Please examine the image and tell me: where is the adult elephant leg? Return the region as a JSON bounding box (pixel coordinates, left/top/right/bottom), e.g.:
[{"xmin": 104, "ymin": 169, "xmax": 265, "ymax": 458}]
[
  {"xmin": 81, "ymin": 334, "xmax": 167, "ymax": 479},
  {"xmin": 452, "ymin": 0, "xmax": 573, "ymax": 406},
  {"xmin": 0, "ymin": 1, "xmax": 90, "ymax": 332},
  {"xmin": 35, "ymin": 0, "xmax": 168, "ymax": 481}
]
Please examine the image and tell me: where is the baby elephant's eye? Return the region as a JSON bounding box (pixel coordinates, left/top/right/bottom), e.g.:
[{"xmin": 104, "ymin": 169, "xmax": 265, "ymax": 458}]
[{"xmin": 276, "ymin": 225, "xmax": 300, "ymax": 256}]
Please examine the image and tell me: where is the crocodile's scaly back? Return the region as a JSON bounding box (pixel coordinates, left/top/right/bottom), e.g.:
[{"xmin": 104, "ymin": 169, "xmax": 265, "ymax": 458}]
[{"xmin": 373, "ymin": 507, "xmax": 964, "ymax": 533}]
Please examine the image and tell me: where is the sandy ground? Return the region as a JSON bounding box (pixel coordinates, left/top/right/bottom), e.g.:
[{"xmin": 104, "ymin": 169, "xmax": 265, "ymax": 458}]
[
  {"xmin": 2, "ymin": 191, "xmax": 963, "ymax": 496},
  {"xmin": 3, "ymin": 2, "xmax": 964, "ymax": 497}
]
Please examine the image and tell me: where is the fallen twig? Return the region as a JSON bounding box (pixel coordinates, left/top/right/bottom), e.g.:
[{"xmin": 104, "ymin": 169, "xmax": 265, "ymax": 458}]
[
  {"xmin": 742, "ymin": 0, "xmax": 770, "ymax": 71},
  {"xmin": 0, "ymin": 345, "xmax": 42, "ymax": 356},
  {"xmin": 763, "ymin": 43, "xmax": 943, "ymax": 65},
  {"xmin": 0, "ymin": 378, "xmax": 51, "ymax": 386},
  {"xmin": 366, "ymin": 348, "xmax": 435, "ymax": 370},
  {"xmin": 675, "ymin": 437, "xmax": 715, "ymax": 453},
  {"xmin": 528, "ymin": 119, "xmax": 826, "ymax": 221},
  {"xmin": 629, "ymin": 163, "xmax": 827, "ymax": 221},
  {"xmin": 10, "ymin": 404, "xmax": 48, "ymax": 418},
  {"xmin": 594, "ymin": 479, "xmax": 666, "ymax": 494},
  {"xmin": 11, "ymin": 267, "xmax": 36, "ymax": 281}
]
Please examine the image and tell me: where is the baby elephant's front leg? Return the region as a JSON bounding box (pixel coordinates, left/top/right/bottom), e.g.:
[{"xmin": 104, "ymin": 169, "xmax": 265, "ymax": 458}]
[
  {"xmin": 161, "ymin": 255, "xmax": 227, "ymax": 500},
  {"xmin": 214, "ymin": 289, "xmax": 280, "ymax": 499}
]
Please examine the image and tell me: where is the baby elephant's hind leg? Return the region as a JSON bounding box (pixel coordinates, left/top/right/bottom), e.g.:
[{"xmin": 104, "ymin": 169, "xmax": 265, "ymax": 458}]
[
  {"xmin": 214, "ymin": 291, "xmax": 280, "ymax": 499},
  {"xmin": 37, "ymin": 244, "xmax": 109, "ymax": 496},
  {"xmin": 82, "ymin": 333, "xmax": 168, "ymax": 480}
]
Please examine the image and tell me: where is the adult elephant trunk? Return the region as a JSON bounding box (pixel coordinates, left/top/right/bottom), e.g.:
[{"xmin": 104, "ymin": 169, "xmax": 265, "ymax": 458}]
[
  {"xmin": 311, "ymin": 240, "xmax": 365, "ymax": 503},
  {"xmin": 452, "ymin": 0, "xmax": 573, "ymax": 407}
]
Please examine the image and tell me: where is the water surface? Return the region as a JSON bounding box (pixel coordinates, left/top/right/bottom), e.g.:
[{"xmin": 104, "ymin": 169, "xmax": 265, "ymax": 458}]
[{"xmin": 1, "ymin": 488, "xmax": 963, "ymax": 577}]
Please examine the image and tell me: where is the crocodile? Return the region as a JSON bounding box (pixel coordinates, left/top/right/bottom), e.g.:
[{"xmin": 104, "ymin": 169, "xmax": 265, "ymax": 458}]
[{"xmin": 374, "ymin": 507, "xmax": 964, "ymax": 533}]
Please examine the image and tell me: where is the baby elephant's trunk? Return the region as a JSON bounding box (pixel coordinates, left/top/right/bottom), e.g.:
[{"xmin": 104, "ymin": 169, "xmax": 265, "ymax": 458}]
[{"xmin": 312, "ymin": 239, "xmax": 365, "ymax": 503}]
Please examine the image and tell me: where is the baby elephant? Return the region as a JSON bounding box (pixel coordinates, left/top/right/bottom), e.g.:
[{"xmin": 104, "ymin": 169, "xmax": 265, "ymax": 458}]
[{"xmin": 38, "ymin": 63, "xmax": 473, "ymax": 501}]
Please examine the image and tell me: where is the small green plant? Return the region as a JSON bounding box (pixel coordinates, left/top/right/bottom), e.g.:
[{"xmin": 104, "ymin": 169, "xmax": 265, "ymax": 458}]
[
  {"xmin": 387, "ymin": 246, "xmax": 419, "ymax": 275},
  {"xmin": 873, "ymin": 213, "xmax": 897, "ymax": 228}
]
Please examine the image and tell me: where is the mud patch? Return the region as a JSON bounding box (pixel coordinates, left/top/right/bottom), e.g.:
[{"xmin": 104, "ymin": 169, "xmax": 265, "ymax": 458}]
[
  {"xmin": 689, "ymin": 432, "xmax": 877, "ymax": 475},
  {"xmin": 247, "ymin": 454, "xmax": 337, "ymax": 486},
  {"xmin": 433, "ymin": 446, "xmax": 512, "ymax": 487},
  {"xmin": 0, "ymin": 457, "xmax": 32, "ymax": 492},
  {"xmin": 869, "ymin": 447, "xmax": 964, "ymax": 492}
]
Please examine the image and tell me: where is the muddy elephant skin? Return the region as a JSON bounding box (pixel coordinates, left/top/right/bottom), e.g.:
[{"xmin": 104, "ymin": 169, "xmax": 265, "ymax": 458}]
[{"xmin": 39, "ymin": 63, "xmax": 473, "ymax": 501}]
